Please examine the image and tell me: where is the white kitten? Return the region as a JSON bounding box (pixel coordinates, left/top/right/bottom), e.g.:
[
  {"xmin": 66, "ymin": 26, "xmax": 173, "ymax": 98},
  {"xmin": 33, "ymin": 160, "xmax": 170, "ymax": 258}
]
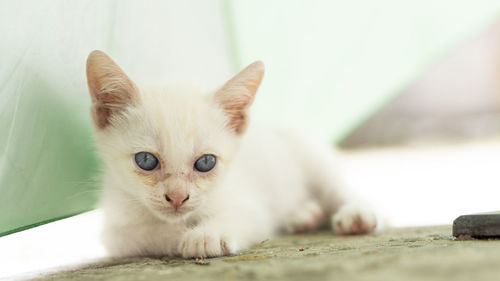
[{"xmin": 86, "ymin": 50, "xmax": 377, "ymax": 258}]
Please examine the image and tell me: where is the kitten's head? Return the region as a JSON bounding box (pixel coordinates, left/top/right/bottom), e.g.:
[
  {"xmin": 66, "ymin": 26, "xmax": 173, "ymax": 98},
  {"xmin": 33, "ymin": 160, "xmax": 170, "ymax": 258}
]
[{"xmin": 86, "ymin": 50, "xmax": 264, "ymax": 222}]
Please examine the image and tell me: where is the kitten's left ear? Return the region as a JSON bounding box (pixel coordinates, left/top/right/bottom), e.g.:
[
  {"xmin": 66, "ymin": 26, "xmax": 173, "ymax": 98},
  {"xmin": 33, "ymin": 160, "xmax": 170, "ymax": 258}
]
[{"xmin": 214, "ymin": 61, "xmax": 264, "ymax": 135}]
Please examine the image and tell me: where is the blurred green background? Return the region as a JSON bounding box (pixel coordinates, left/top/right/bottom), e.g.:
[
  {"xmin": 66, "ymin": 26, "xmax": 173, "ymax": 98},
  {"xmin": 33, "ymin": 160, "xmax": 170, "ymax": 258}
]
[{"xmin": 1, "ymin": 0, "xmax": 499, "ymax": 236}]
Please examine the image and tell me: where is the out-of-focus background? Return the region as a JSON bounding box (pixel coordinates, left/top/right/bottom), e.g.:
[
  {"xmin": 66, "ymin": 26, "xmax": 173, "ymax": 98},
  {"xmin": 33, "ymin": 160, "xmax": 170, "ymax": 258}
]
[{"xmin": 1, "ymin": 0, "xmax": 500, "ymax": 278}]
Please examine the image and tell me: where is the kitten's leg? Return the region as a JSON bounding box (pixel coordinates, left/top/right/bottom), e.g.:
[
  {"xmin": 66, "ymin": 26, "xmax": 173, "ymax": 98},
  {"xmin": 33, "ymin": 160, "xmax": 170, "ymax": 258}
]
[
  {"xmin": 282, "ymin": 130, "xmax": 377, "ymax": 235},
  {"xmin": 178, "ymin": 225, "xmax": 235, "ymax": 258},
  {"xmin": 331, "ymin": 203, "xmax": 377, "ymax": 235},
  {"xmin": 178, "ymin": 201, "xmax": 274, "ymax": 258},
  {"xmin": 309, "ymin": 153, "xmax": 378, "ymax": 235},
  {"xmin": 308, "ymin": 150, "xmax": 377, "ymax": 235},
  {"xmin": 285, "ymin": 200, "xmax": 324, "ymax": 233}
]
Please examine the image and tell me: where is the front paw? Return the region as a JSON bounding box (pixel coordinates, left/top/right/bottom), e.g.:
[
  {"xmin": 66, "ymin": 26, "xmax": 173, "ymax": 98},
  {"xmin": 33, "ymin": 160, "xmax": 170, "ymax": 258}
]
[
  {"xmin": 332, "ymin": 203, "xmax": 377, "ymax": 235},
  {"xmin": 286, "ymin": 200, "xmax": 324, "ymax": 233},
  {"xmin": 179, "ymin": 228, "xmax": 237, "ymax": 258}
]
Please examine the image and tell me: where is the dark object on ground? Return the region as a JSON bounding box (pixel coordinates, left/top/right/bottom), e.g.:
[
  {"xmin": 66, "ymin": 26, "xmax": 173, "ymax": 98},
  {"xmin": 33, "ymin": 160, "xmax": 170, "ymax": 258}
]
[{"xmin": 453, "ymin": 211, "xmax": 500, "ymax": 239}]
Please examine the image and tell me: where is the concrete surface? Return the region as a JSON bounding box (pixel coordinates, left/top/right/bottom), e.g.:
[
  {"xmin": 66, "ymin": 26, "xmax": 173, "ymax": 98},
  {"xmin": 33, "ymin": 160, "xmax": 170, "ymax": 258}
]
[{"xmin": 31, "ymin": 226, "xmax": 500, "ymax": 281}]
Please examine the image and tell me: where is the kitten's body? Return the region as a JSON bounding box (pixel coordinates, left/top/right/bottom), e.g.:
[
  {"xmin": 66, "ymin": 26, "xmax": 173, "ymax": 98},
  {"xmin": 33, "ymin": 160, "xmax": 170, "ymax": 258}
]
[{"xmin": 88, "ymin": 51, "xmax": 376, "ymax": 258}]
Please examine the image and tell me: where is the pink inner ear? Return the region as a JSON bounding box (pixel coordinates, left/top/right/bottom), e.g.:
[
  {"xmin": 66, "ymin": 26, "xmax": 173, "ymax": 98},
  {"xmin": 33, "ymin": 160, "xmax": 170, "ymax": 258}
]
[
  {"xmin": 91, "ymin": 104, "xmax": 112, "ymax": 129},
  {"xmin": 86, "ymin": 50, "xmax": 139, "ymax": 129},
  {"xmin": 215, "ymin": 91, "xmax": 253, "ymax": 135}
]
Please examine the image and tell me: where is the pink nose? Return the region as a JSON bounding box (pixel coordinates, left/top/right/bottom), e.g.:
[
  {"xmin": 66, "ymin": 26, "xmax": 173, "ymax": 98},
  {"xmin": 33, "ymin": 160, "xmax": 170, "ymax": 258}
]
[{"xmin": 165, "ymin": 193, "xmax": 190, "ymax": 210}]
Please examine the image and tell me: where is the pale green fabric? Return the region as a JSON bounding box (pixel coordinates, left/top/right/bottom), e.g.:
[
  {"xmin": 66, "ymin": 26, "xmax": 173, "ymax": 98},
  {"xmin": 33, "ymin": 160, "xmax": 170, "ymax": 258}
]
[
  {"xmin": 0, "ymin": 0, "xmax": 232, "ymax": 236},
  {"xmin": 225, "ymin": 0, "xmax": 500, "ymax": 142},
  {"xmin": 0, "ymin": 1, "xmax": 109, "ymax": 235}
]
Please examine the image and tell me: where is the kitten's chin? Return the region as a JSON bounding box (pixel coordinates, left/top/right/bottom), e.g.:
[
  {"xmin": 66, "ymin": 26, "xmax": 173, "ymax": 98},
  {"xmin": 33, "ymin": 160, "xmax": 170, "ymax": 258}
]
[{"xmin": 149, "ymin": 205, "xmax": 195, "ymax": 223}]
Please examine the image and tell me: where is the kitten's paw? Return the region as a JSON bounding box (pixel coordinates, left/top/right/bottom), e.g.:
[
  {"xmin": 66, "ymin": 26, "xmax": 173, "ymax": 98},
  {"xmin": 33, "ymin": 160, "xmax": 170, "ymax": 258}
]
[
  {"xmin": 332, "ymin": 203, "xmax": 377, "ymax": 235},
  {"xmin": 179, "ymin": 228, "xmax": 237, "ymax": 258},
  {"xmin": 286, "ymin": 200, "xmax": 324, "ymax": 233}
]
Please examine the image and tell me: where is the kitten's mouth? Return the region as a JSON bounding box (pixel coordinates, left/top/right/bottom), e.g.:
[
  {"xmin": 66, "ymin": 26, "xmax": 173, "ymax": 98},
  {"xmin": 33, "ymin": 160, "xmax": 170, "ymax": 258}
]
[
  {"xmin": 166, "ymin": 209, "xmax": 187, "ymax": 216},
  {"xmin": 150, "ymin": 204, "xmax": 193, "ymax": 220}
]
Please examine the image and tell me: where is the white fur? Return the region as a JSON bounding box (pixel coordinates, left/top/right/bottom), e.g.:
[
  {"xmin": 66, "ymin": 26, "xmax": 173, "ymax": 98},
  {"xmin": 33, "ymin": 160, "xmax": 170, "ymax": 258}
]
[{"xmin": 92, "ymin": 70, "xmax": 376, "ymax": 259}]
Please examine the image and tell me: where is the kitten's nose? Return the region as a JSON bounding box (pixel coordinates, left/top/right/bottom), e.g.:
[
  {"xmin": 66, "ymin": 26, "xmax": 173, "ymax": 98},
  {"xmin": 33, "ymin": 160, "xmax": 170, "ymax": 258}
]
[{"xmin": 165, "ymin": 192, "xmax": 189, "ymax": 211}]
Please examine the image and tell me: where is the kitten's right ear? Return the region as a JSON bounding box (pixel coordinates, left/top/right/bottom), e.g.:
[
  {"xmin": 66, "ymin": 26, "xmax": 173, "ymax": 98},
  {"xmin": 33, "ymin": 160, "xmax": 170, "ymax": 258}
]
[{"xmin": 86, "ymin": 50, "xmax": 139, "ymax": 129}]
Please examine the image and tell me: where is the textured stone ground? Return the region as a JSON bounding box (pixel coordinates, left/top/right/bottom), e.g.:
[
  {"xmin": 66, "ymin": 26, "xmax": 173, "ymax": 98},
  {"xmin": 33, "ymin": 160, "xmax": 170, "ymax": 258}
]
[{"xmin": 33, "ymin": 226, "xmax": 500, "ymax": 281}]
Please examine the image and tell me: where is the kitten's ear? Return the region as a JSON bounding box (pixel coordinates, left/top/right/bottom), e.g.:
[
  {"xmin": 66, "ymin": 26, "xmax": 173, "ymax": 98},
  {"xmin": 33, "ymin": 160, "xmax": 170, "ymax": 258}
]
[
  {"xmin": 86, "ymin": 50, "xmax": 139, "ymax": 129},
  {"xmin": 214, "ymin": 61, "xmax": 264, "ymax": 135}
]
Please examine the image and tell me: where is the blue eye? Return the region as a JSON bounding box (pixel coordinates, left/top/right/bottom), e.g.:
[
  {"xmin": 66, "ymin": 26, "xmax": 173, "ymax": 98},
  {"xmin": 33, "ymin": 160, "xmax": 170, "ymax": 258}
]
[
  {"xmin": 134, "ymin": 152, "xmax": 159, "ymax": 171},
  {"xmin": 194, "ymin": 154, "xmax": 216, "ymax": 172}
]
